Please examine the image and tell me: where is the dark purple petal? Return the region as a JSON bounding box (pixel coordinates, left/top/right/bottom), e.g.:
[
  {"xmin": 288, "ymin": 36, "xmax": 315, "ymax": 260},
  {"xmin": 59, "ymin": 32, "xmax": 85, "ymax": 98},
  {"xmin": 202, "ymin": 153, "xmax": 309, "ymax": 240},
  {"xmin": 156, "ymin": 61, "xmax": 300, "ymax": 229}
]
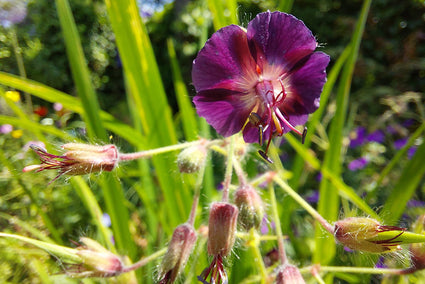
[
  {"xmin": 247, "ymin": 11, "xmax": 317, "ymax": 72},
  {"xmin": 193, "ymin": 89, "xmax": 254, "ymax": 137},
  {"xmin": 408, "ymin": 145, "xmax": 418, "ymax": 159},
  {"xmin": 348, "ymin": 157, "xmax": 368, "ymax": 171},
  {"xmin": 367, "ymin": 130, "xmax": 385, "ymax": 143},
  {"xmin": 192, "ymin": 25, "xmax": 257, "ymax": 93},
  {"xmin": 350, "ymin": 127, "xmax": 367, "ymax": 148},
  {"xmin": 394, "ymin": 138, "xmax": 407, "ymax": 150},
  {"xmin": 280, "ymin": 52, "xmax": 330, "ymax": 116}
]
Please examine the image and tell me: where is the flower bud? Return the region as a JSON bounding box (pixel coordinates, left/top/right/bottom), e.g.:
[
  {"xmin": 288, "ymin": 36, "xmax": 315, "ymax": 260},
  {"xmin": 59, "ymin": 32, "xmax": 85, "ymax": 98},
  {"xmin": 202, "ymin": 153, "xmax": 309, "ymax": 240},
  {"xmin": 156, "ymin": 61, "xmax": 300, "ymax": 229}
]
[
  {"xmin": 159, "ymin": 223, "xmax": 197, "ymax": 283},
  {"xmin": 275, "ymin": 264, "xmax": 306, "ymax": 284},
  {"xmin": 334, "ymin": 217, "xmax": 406, "ymax": 253},
  {"xmin": 207, "ymin": 202, "xmax": 239, "ymax": 257},
  {"xmin": 177, "ymin": 145, "xmax": 207, "ymax": 173},
  {"xmin": 234, "ymin": 184, "xmax": 264, "ymax": 231},
  {"xmin": 23, "ymin": 143, "xmax": 118, "ymax": 182},
  {"xmin": 74, "ymin": 237, "xmax": 123, "ymax": 277}
]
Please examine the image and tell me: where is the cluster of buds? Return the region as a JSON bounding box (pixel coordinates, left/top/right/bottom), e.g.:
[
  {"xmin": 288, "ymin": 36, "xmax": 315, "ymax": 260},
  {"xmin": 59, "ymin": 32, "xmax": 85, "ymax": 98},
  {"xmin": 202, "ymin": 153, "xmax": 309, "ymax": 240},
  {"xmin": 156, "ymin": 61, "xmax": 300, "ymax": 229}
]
[
  {"xmin": 199, "ymin": 202, "xmax": 239, "ymax": 284},
  {"xmin": 69, "ymin": 237, "xmax": 124, "ymax": 278},
  {"xmin": 23, "ymin": 143, "xmax": 118, "ymax": 183},
  {"xmin": 234, "ymin": 184, "xmax": 264, "ymax": 231},
  {"xmin": 158, "ymin": 223, "xmax": 197, "ymax": 283},
  {"xmin": 334, "ymin": 217, "xmax": 406, "ymax": 253}
]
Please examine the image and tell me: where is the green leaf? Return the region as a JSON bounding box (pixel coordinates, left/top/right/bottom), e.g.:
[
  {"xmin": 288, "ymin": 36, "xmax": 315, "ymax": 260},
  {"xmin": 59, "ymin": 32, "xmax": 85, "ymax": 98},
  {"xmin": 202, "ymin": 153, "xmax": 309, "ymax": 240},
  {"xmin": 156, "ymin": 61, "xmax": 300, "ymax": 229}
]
[
  {"xmin": 315, "ymin": 0, "xmax": 372, "ymax": 265},
  {"xmin": 167, "ymin": 38, "xmax": 198, "ymax": 141},
  {"xmin": 382, "ymin": 135, "xmax": 425, "ymax": 225},
  {"xmin": 55, "ymin": 0, "xmax": 106, "ymax": 140}
]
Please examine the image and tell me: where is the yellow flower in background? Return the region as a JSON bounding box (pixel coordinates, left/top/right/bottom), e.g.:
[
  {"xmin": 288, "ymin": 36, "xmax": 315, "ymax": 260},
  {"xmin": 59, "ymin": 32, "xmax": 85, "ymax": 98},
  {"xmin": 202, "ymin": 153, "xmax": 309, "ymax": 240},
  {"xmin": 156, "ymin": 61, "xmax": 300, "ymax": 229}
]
[
  {"xmin": 11, "ymin": 129, "xmax": 23, "ymax": 138},
  {"xmin": 5, "ymin": 91, "xmax": 21, "ymax": 102}
]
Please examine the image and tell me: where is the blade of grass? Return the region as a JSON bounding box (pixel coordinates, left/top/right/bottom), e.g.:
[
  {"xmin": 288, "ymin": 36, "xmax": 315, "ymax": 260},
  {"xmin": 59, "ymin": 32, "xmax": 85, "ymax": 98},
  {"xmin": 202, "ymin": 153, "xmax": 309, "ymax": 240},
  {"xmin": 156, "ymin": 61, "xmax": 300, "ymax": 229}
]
[
  {"xmin": 105, "ymin": 0, "xmax": 190, "ymax": 227},
  {"xmin": 70, "ymin": 177, "xmax": 115, "ymax": 252},
  {"xmin": 314, "ymin": 0, "xmax": 372, "ymax": 265},
  {"xmin": 381, "ymin": 137, "xmax": 425, "ymax": 224},
  {"xmin": 55, "ymin": 0, "xmax": 136, "ymax": 261},
  {"xmin": 55, "ymin": 0, "xmax": 106, "ymax": 140},
  {"xmin": 207, "ymin": 0, "xmax": 238, "ymax": 30},
  {"xmin": 167, "ymin": 38, "xmax": 198, "ymax": 141},
  {"xmin": 0, "ymin": 72, "xmax": 147, "ymax": 147}
]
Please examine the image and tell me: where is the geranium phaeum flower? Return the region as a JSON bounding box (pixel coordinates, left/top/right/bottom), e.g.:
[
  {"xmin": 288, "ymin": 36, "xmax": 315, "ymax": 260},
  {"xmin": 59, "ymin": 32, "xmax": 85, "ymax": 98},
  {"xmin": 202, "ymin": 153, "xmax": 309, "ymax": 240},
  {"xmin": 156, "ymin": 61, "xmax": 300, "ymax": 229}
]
[{"xmin": 192, "ymin": 11, "xmax": 329, "ymax": 160}]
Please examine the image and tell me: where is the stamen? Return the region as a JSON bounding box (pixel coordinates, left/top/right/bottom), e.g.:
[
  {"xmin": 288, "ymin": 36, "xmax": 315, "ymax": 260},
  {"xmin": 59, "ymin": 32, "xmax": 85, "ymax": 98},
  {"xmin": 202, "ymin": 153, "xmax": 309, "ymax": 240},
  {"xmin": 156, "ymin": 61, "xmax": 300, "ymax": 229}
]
[
  {"xmin": 274, "ymin": 108, "xmax": 303, "ymax": 137},
  {"xmin": 302, "ymin": 127, "xmax": 307, "ymax": 144},
  {"xmin": 258, "ymin": 150, "xmax": 273, "ymax": 164},
  {"xmin": 271, "ymin": 111, "xmax": 283, "ymax": 135}
]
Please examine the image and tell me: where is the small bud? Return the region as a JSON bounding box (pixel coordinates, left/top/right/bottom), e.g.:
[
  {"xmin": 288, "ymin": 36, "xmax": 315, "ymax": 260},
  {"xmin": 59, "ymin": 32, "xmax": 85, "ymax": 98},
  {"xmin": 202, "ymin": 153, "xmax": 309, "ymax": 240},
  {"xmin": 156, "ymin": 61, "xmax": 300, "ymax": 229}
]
[
  {"xmin": 334, "ymin": 217, "xmax": 406, "ymax": 253},
  {"xmin": 234, "ymin": 184, "xmax": 264, "ymax": 231},
  {"xmin": 207, "ymin": 202, "xmax": 239, "ymax": 257},
  {"xmin": 177, "ymin": 144, "xmax": 207, "ymax": 173},
  {"xmin": 159, "ymin": 223, "xmax": 197, "ymax": 283},
  {"xmin": 73, "ymin": 237, "xmax": 124, "ymax": 277},
  {"xmin": 23, "ymin": 143, "xmax": 118, "ymax": 183},
  {"xmin": 275, "ymin": 264, "xmax": 306, "ymax": 284}
]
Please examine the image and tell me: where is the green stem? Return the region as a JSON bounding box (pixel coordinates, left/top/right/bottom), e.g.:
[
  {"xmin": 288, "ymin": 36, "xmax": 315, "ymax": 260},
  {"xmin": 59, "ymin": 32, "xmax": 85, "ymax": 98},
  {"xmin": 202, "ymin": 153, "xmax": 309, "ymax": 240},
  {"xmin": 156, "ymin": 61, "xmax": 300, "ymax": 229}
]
[
  {"xmin": 10, "ymin": 27, "xmax": 32, "ymax": 112},
  {"xmin": 122, "ymin": 247, "xmax": 167, "ymax": 273},
  {"xmin": 249, "ymin": 229, "xmax": 268, "ymax": 282},
  {"xmin": 273, "ymin": 175, "xmax": 334, "ymax": 235},
  {"xmin": 188, "ymin": 155, "xmax": 207, "ymax": 226},
  {"xmin": 300, "ymin": 265, "xmax": 407, "ymax": 275},
  {"xmin": 119, "ymin": 139, "xmax": 217, "ymax": 161},
  {"xmin": 222, "ymin": 136, "xmax": 235, "ymax": 202},
  {"xmin": 268, "ymin": 182, "xmax": 287, "ymax": 264}
]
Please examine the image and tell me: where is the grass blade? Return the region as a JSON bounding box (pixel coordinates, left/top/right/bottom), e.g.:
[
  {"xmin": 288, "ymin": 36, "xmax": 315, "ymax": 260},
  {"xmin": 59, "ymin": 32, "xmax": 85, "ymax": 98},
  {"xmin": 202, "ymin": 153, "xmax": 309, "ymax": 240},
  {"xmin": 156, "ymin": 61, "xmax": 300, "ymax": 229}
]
[{"xmin": 314, "ymin": 0, "xmax": 372, "ymax": 265}]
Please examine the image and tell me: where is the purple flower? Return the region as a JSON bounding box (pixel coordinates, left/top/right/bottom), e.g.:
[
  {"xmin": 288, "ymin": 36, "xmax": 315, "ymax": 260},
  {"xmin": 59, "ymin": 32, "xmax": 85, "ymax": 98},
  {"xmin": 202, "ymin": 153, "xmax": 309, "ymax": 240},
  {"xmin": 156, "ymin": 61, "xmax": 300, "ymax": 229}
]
[
  {"xmin": 367, "ymin": 130, "xmax": 385, "ymax": 143},
  {"xmin": 349, "ymin": 127, "xmax": 367, "ymax": 148},
  {"xmin": 394, "ymin": 138, "xmax": 407, "ymax": 150},
  {"xmin": 0, "ymin": 124, "xmax": 13, "ymax": 134},
  {"xmin": 192, "ymin": 11, "xmax": 329, "ymax": 158},
  {"xmin": 0, "ymin": 0, "xmax": 27, "ymax": 28},
  {"xmin": 348, "ymin": 157, "xmax": 368, "ymax": 171},
  {"xmin": 408, "ymin": 145, "xmax": 417, "ymax": 159}
]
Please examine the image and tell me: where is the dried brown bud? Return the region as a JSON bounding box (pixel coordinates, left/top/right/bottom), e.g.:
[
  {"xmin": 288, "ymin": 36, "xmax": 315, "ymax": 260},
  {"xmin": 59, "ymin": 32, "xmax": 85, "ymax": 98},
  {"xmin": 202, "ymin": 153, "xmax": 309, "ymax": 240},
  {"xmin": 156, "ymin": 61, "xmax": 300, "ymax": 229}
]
[
  {"xmin": 334, "ymin": 217, "xmax": 406, "ymax": 253},
  {"xmin": 159, "ymin": 223, "xmax": 197, "ymax": 283},
  {"xmin": 207, "ymin": 202, "xmax": 239, "ymax": 257},
  {"xmin": 234, "ymin": 184, "xmax": 264, "ymax": 231},
  {"xmin": 275, "ymin": 264, "xmax": 305, "ymax": 284},
  {"xmin": 23, "ymin": 143, "xmax": 118, "ymax": 182}
]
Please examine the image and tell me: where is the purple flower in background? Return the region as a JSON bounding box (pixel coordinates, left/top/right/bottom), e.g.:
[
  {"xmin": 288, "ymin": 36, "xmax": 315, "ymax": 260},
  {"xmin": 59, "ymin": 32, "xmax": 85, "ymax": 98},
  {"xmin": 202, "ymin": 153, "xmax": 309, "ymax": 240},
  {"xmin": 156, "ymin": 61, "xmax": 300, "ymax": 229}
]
[
  {"xmin": 192, "ymin": 11, "xmax": 329, "ymax": 159},
  {"xmin": 349, "ymin": 127, "xmax": 367, "ymax": 148},
  {"xmin": 0, "ymin": 0, "xmax": 27, "ymax": 28},
  {"xmin": 305, "ymin": 190, "xmax": 319, "ymax": 203},
  {"xmin": 348, "ymin": 157, "xmax": 368, "ymax": 171},
  {"xmin": 0, "ymin": 124, "xmax": 13, "ymax": 134},
  {"xmin": 408, "ymin": 145, "xmax": 417, "ymax": 159},
  {"xmin": 394, "ymin": 138, "xmax": 407, "ymax": 150},
  {"xmin": 367, "ymin": 130, "xmax": 385, "ymax": 143}
]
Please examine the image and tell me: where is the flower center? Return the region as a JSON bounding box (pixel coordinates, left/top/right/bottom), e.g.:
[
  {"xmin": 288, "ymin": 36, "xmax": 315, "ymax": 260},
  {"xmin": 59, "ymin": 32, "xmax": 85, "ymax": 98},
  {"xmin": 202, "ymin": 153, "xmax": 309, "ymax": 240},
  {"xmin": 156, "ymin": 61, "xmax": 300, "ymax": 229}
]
[{"xmin": 249, "ymin": 78, "xmax": 307, "ymax": 163}]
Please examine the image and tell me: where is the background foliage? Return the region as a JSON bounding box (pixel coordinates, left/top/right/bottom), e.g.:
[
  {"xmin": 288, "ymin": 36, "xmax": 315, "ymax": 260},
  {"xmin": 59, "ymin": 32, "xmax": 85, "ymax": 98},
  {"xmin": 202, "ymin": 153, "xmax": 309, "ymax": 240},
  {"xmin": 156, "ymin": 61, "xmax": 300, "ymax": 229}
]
[{"xmin": 0, "ymin": 0, "xmax": 424, "ymax": 283}]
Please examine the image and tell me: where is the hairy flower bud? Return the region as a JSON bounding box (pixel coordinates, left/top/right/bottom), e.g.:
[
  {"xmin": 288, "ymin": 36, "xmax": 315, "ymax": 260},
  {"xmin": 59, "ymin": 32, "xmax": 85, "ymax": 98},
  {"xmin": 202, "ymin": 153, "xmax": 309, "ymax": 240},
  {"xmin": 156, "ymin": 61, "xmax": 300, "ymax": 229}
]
[
  {"xmin": 159, "ymin": 223, "xmax": 197, "ymax": 283},
  {"xmin": 234, "ymin": 184, "xmax": 264, "ymax": 231},
  {"xmin": 23, "ymin": 143, "xmax": 118, "ymax": 183},
  {"xmin": 73, "ymin": 237, "xmax": 123, "ymax": 277},
  {"xmin": 177, "ymin": 144, "xmax": 207, "ymax": 173},
  {"xmin": 275, "ymin": 264, "xmax": 306, "ymax": 284},
  {"xmin": 207, "ymin": 202, "xmax": 239, "ymax": 257},
  {"xmin": 334, "ymin": 217, "xmax": 406, "ymax": 253}
]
